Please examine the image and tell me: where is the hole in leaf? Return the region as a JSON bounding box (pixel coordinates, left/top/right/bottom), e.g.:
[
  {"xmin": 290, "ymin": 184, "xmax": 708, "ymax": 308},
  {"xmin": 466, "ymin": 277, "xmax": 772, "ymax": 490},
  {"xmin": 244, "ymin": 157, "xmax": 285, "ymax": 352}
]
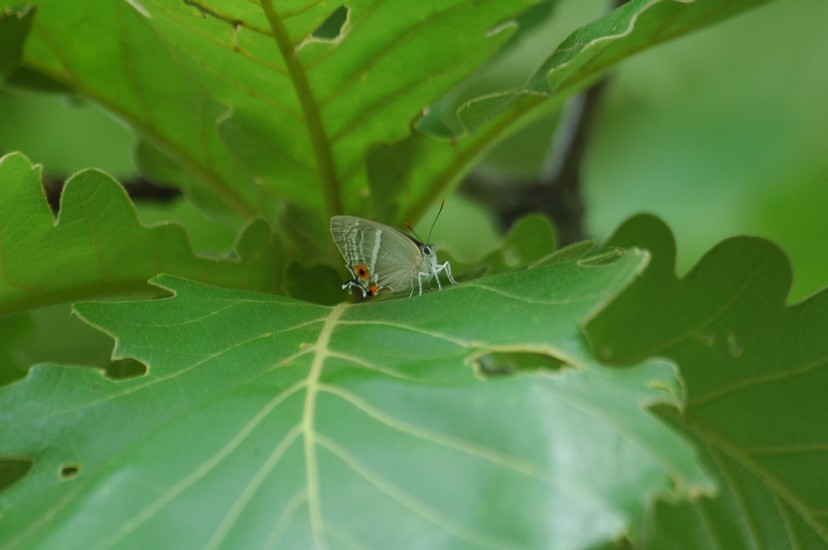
[
  {"xmin": 0, "ymin": 458, "xmax": 33, "ymax": 494},
  {"xmin": 59, "ymin": 463, "xmax": 81, "ymax": 480},
  {"xmin": 312, "ymin": 6, "xmax": 348, "ymax": 40},
  {"xmin": 475, "ymin": 352, "xmax": 565, "ymax": 377},
  {"xmin": 105, "ymin": 358, "xmax": 147, "ymax": 380}
]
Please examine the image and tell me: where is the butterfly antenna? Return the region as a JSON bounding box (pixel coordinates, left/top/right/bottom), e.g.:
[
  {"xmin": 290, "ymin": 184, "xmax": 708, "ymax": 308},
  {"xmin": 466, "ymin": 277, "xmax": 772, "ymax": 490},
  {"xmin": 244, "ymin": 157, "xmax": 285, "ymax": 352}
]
[{"xmin": 426, "ymin": 199, "xmax": 445, "ymax": 243}]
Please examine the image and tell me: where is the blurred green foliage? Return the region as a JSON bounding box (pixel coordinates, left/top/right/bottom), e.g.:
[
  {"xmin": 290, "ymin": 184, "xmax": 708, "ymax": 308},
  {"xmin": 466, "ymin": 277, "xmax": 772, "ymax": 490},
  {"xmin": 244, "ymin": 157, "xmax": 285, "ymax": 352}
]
[
  {"xmin": 478, "ymin": 0, "xmax": 827, "ymax": 302},
  {"xmin": 6, "ymin": 2, "xmax": 822, "ymax": 301},
  {"xmin": 592, "ymin": 0, "xmax": 826, "ymax": 302},
  {"xmin": 0, "ymin": 91, "xmax": 136, "ymax": 178}
]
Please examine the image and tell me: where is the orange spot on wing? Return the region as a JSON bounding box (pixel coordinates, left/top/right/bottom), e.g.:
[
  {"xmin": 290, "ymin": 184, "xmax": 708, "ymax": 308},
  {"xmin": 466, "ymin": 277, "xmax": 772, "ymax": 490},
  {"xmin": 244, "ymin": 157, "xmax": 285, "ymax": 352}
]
[{"xmin": 354, "ymin": 264, "xmax": 371, "ymax": 281}]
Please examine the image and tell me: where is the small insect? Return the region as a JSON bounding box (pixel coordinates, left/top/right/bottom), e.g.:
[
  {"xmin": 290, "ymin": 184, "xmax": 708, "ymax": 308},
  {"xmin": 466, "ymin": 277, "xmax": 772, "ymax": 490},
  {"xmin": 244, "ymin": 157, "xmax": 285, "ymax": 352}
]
[{"xmin": 330, "ymin": 203, "xmax": 457, "ymax": 299}]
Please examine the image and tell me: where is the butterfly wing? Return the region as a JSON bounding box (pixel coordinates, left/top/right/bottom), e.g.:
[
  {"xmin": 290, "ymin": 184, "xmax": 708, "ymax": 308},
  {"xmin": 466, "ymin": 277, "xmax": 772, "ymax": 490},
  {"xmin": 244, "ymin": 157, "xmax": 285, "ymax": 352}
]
[
  {"xmin": 330, "ymin": 216, "xmax": 423, "ymax": 294},
  {"xmin": 370, "ymin": 228, "xmax": 426, "ymax": 293}
]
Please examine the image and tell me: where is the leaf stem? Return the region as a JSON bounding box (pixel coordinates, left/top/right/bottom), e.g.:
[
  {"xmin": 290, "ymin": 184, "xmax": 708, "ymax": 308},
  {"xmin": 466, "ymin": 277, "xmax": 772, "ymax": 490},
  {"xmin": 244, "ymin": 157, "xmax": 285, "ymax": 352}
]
[{"xmin": 260, "ymin": 1, "xmax": 343, "ymax": 219}]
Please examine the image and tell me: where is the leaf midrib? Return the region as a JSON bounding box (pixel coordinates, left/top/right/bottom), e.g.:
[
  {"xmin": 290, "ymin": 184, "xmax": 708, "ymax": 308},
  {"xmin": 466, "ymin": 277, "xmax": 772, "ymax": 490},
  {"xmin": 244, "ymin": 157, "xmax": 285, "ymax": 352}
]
[
  {"xmin": 301, "ymin": 302, "xmax": 347, "ymax": 549},
  {"xmin": 261, "ymin": 0, "xmax": 343, "ymax": 221}
]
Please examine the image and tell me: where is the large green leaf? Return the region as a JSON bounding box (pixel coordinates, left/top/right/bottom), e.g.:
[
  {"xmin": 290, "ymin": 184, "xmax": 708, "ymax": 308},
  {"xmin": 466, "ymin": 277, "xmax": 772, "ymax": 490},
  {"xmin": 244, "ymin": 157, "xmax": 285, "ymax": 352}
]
[
  {"xmin": 584, "ymin": 215, "xmax": 828, "ymax": 547},
  {"xmin": 0, "ymin": 247, "xmax": 712, "ymax": 548},
  {"xmin": 0, "ymin": 152, "xmax": 280, "ymax": 318},
  {"xmin": 4, "ymin": 0, "xmax": 535, "ymax": 226}
]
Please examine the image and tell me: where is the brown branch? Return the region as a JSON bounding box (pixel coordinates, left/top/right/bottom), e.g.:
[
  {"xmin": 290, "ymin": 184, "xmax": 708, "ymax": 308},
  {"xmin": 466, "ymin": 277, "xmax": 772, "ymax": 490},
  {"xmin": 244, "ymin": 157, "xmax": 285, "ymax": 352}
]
[
  {"xmin": 462, "ymin": 79, "xmax": 609, "ymax": 245},
  {"xmin": 461, "ymin": 0, "xmax": 627, "ymax": 246}
]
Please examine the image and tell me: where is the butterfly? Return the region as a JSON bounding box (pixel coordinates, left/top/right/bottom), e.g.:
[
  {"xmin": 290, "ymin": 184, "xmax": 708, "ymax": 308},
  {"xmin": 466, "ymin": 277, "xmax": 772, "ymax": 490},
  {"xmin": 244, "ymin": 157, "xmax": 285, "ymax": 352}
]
[{"xmin": 330, "ymin": 208, "xmax": 456, "ymax": 299}]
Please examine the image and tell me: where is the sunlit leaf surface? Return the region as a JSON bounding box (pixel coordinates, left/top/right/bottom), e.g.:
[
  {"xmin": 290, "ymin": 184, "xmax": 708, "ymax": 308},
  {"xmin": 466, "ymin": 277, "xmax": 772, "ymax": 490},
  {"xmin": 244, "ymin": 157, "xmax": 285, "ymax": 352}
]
[{"xmin": 0, "ymin": 248, "xmax": 712, "ymax": 548}]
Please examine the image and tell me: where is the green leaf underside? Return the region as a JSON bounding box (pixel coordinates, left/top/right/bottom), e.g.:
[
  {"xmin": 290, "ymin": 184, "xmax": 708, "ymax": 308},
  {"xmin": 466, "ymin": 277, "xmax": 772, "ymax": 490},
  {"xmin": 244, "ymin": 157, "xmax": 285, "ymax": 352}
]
[
  {"xmin": 0, "ymin": 153, "xmax": 280, "ymax": 317},
  {"xmin": 1, "ymin": 250, "xmax": 712, "ymax": 548},
  {"xmin": 5, "ymin": 0, "xmax": 535, "ymax": 224},
  {"xmin": 585, "ymin": 215, "xmax": 828, "ymax": 547}
]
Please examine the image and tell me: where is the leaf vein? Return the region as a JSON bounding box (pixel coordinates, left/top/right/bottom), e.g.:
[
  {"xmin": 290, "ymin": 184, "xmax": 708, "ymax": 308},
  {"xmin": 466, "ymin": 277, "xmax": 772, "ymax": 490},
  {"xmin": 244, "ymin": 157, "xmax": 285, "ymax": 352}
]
[
  {"xmin": 324, "ymin": 350, "xmax": 423, "ymax": 382},
  {"xmin": 689, "ymin": 356, "xmax": 828, "ymax": 407},
  {"xmin": 315, "ymin": 434, "xmax": 521, "ymax": 549},
  {"xmin": 706, "ymin": 448, "xmax": 762, "ymax": 547},
  {"xmin": 338, "ymin": 319, "xmax": 468, "ymax": 347},
  {"xmin": 36, "ymin": 328, "xmax": 314, "ymax": 422},
  {"xmin": 206, "ymin": 423, "xmax": 305, "ymax": 549},
  {"xmin": 264, "ymin": 489, "xmax": 311, "ymax": 548},
  {"xmin": 685, "ymin": 418, "xmax": 828, "ymax": 544},
  {"xmin": 318, "ymin": 384, "xmax": 549, "ymax": 480},
  {"xmin": 94, "ymin": 380, "xmax": 307, "ymax": 549}
]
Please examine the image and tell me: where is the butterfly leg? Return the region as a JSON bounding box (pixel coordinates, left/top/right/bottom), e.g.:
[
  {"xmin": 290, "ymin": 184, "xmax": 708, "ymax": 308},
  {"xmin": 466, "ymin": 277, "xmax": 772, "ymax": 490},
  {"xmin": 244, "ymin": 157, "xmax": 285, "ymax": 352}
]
[
  {"xmin": 417, "ymin": 272, "xmax": 426, "ymax": 295},
  {"xmin": 342, "ymin": 279, "xmax": 369, "ymax": 298},
  {"xmin": 442, "ymin": 261, "xmax": 457, "ymax": 285},
  {"xmin": 431, "ymin": 261, "xmax": 456, "ymax": 288},
  {"xmin": 427, "ymin": 264, "xmax": 443, "ymax": 290}
]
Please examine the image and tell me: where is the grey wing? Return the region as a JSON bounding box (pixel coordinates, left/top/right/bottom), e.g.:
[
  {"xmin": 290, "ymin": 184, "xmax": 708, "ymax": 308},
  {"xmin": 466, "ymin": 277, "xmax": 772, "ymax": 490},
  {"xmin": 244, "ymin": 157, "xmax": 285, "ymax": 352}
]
[
  {"xmin": 330, "ymin": 216, "xmax": 379, "ymax": 278},
  {"xmin": 370, "ymin": 228, "xmax": 424, "ymax": 293},
  {"xmin": 331, "ymin": 216, "xmax": 371, "ymax": 265},
  {"xmin": 330, "ymin": 216, "xmax": 421, "ymax": 293}
]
